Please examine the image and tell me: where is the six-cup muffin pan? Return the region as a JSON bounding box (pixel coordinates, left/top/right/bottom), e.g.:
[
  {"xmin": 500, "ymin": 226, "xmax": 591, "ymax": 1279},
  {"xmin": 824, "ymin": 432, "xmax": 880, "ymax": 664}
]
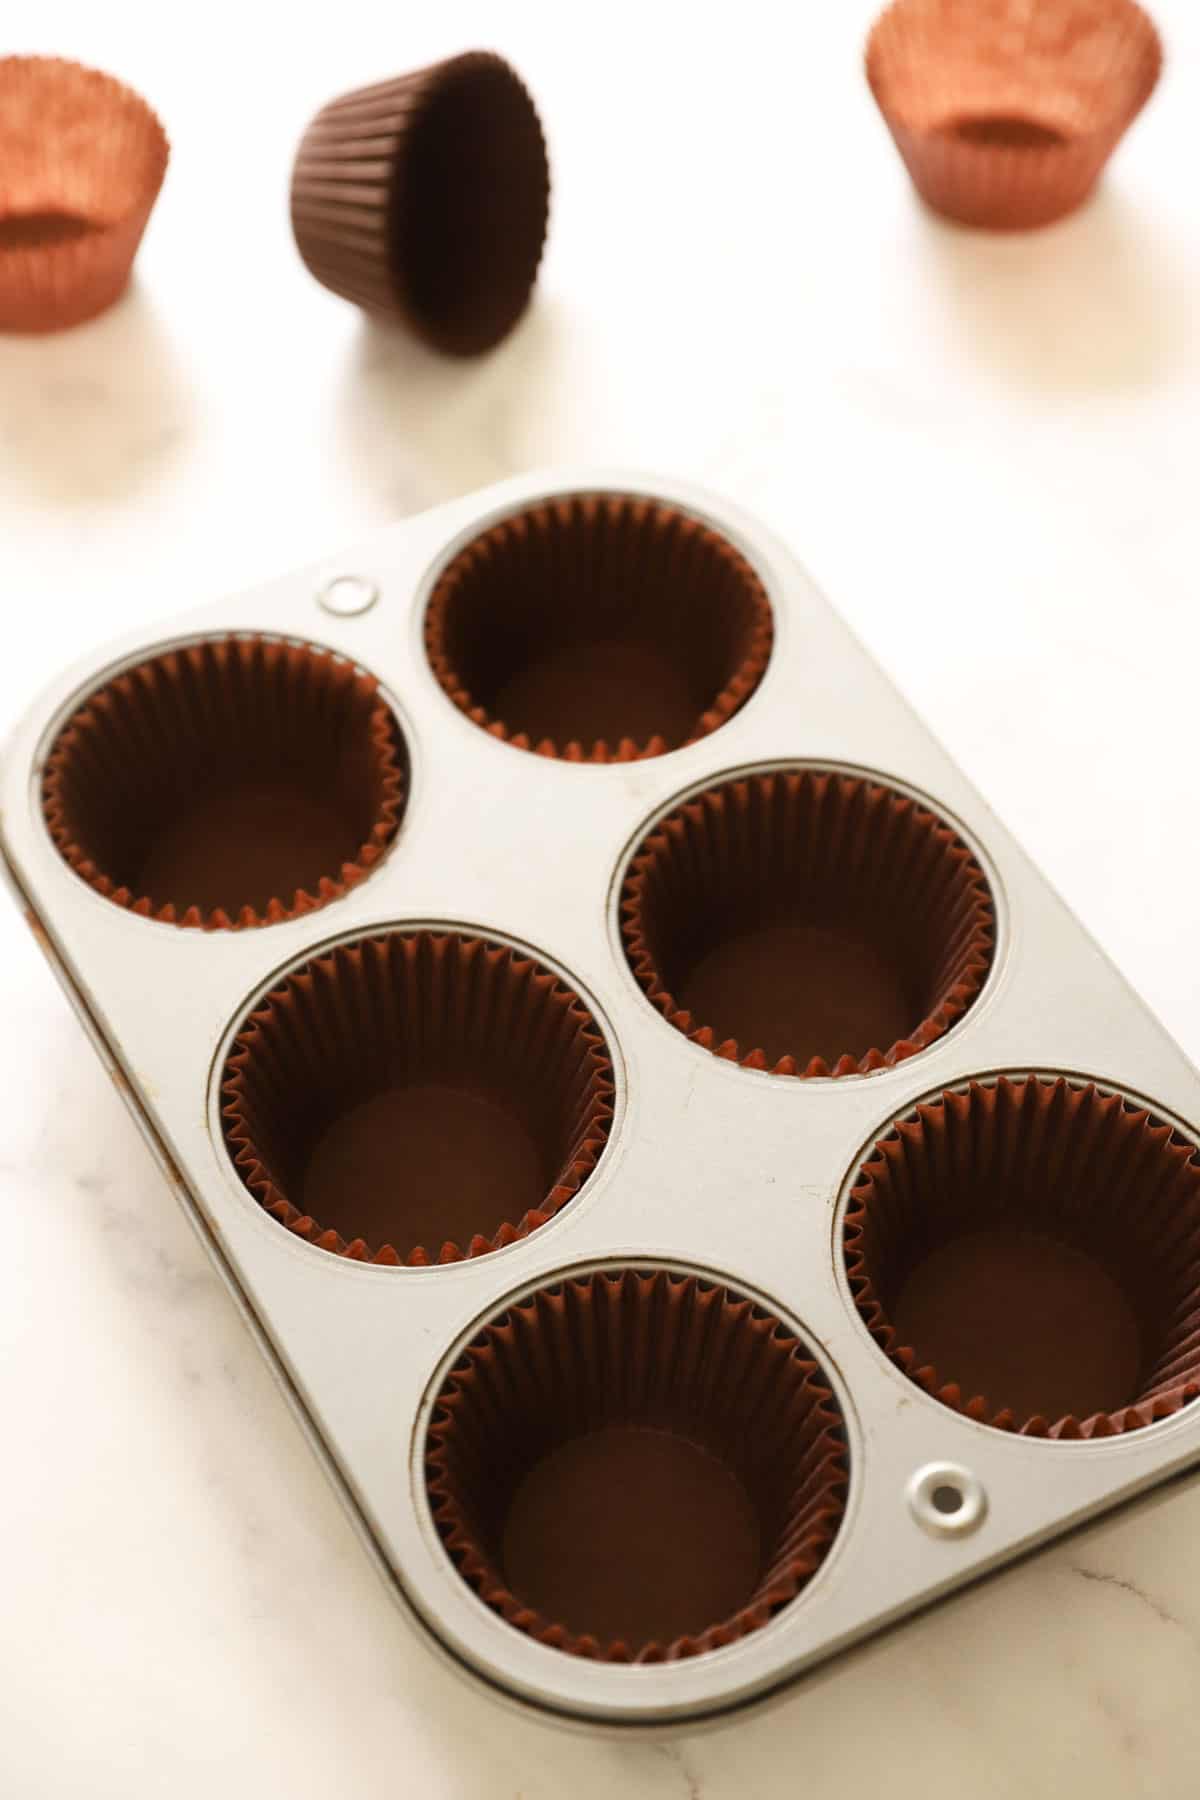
[{"xmin": 5, "ymin": 469, "xmax": 1200, "ymax": 1730}]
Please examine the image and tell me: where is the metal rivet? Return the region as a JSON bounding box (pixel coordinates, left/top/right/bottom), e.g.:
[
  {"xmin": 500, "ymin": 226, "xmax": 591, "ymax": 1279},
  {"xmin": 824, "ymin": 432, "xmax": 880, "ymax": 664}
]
[
  {"xmin": 318, "ymin": 574, "xmax": 379, "ymax": 617},
  {"xmin": 907, "ymin": 1462, "xmax": 987, "ymax": 1538}
]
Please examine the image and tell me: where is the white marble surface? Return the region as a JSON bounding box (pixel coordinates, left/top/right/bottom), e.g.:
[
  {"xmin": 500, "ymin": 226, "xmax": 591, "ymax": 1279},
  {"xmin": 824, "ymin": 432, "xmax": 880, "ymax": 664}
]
[{"xmin": 3, "ymin": 1, "xmax": 1200, "ymax": 1792}]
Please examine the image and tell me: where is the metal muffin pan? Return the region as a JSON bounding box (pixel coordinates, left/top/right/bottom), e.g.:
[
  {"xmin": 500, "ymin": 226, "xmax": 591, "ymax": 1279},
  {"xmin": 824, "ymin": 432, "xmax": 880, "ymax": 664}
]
[{"xmin": 4, "ymin": 466, "xmax": 1200, "ymax": 1730}]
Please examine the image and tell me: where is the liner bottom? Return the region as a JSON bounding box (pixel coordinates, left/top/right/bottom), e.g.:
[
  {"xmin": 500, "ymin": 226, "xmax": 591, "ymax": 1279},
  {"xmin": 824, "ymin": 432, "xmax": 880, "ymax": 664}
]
[
  {"xmin": 502, "ymin": 1426, "xmax": 762, "ymax": 1650},
  {"xmin": 135, "ymin": 780, "xmax": 358, "ymax": 920},
  {"xmin": 679, "ymin": 919, "xmax": 916, "ymax": 1071},
  {"xmin": 893, "ymin": 1227, "xmax": 1143, "ymax": 1425},
  {"xmin": 492, "ymin": 640, "xmax": 700, "ymax": 755},
  {"xmin": 302, "ymin": 1081, "xmax": 546, "ymax": 1254}
]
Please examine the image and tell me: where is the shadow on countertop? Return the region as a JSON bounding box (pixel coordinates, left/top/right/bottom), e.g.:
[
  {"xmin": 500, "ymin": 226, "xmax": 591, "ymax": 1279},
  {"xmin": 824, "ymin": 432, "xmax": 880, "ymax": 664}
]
[
  {"xmin": 920, "ymin": 185, "xmax": 1191, "ymax": 394},
  {"xmin": 334, "ymin": 297, "xmax": 583, "ymax": 518},
  {"xmin": 0, "ymin": 282, "xmax": 194, "ymax": 507}
]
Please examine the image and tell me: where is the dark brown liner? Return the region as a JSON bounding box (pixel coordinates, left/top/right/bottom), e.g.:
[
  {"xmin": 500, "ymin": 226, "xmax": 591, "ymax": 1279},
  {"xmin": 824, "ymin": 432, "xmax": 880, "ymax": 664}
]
[
  {"xmin": 865, "ymin": 0, "xmax": 1162, "ymax": 231},
  {"xmin": 844, "ymin": 1075, "xmax": 1200, "ymax": 1438},
  {"xmin": 290, "ymin": 51, "xmax": 549, "ymax": 356},
  {"xmin": 425, "ymin": 1267, "xmax": 848, "ymax": 1661},
  {"xmin": 0, "ymin": 57, "xmax": 168, "ymax": 333},
  {"xmin": 42, "ymin": 636, "xmax": 405, "ymax": 930},
  {"xmin": 425, "ymin": 495, "xmax": 773, "ymax": 762},
  {"xmin": 221, "ymin": 930, "xmax": 615, "ymax": 1266},
  {"xmin": 620, "ymin": 768, "xmax": 994, "ymax": 1077}
]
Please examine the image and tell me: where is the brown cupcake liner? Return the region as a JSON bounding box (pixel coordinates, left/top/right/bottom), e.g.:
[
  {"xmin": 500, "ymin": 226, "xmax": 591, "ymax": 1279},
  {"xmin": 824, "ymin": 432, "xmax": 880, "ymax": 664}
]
[
  {"xmin": 0, "ymin": 57, "xmax": 168, "ymax": 332},
  {"xmin": 290, "ymin": 51, "xmax": 549, "ymax": 356},
  {"xmin": 621, "ymin": 768, "xmax": 994, "ymax": 1077},
  {"xmin": 43, "ymin": 636, "xmax": 405, "ymax": 930},
  {"xmin": 844, "ymin": 1075, "xmax": 1200, "ymax": 1438},
  {"xmin": 425, "ymin": 1267, "xmax": 848, "ymax": 1661},
  {"xmin": 865, "ymin": 0, "xmax": 1162, "ymax": 230},
  {"xmin": 221, "ymin": 929, "xmax": 614, "ymax": 1266},
  {"xmin": 425, "ymin": 495, "xmax": 773, "ymax": 762}
]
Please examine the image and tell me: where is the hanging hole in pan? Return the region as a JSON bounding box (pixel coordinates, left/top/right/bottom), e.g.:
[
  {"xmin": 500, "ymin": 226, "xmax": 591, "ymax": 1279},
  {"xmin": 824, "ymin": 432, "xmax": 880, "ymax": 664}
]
[
  {"xmin": 319, "ymin": 574, "xmax": 380, "ymax": 618},
  {"xmin": 908, "ymin": 1463, "xmax": 986, "ymax": 1538}
]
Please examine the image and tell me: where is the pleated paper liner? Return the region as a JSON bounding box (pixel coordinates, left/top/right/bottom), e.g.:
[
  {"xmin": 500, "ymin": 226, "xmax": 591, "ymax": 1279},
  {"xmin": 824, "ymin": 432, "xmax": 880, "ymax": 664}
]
[
  {"xmin": 621, "ymin": 767, "xmax": 994, "ymax": 1077},
  {"xmin": 0, "ymin": 57, "xmax": 168, "ymax": 332},
  {"xmin": 42, "ymin": 636, "xmax": 405, "ymax": 930},
  {"xmin": 291, "ymin": 51, "xmax": 549, "ymax": 356},
  {"xmin": 220, "ymin": 929, "xmax": 615, "ymax": 1266},
  {"xmin": 844, "ymin": 1075, "xmax": 1200, "ymax": 1438},
  {"xmin": 425, "ymin": 495, "xmax": 773, "ymax": 762},
  {"xmin": 865, "ymin": 0, "xmax": 1162, "ymax": 230},
  {"xmin": 425, "ymin": 1267, "xmax": 848, "ymax": 1661}
]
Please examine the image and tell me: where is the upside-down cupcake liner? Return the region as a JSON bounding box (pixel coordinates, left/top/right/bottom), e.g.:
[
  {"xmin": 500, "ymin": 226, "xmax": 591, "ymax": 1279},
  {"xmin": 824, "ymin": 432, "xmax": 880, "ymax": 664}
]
[
  {"xmin": 845, "ymin": 1075, "xmax": 1200, "ymax": 1438},
  {"xmin": 0, "ymin": 57, "xmax": 168, "ymax": 332},
  {"xmin": 221, "ymin": 930, "xmax": 615, "ymax": 1266},
  {"xmin": 290, "ymin": 51, "xmax": 549, "ymax": 356},
  {"xmin": 621, "ymin": 768, "xmax": 994, "ymax": 1076},
  {"xmin": 42, "ymin": 636, "xmax": 405, "ymax": 929},
  {"xmin": 425, "ymin": 1267, "xmax": 848, "ymax": 1661},
  {"xmin": 865, "ymin": 0, "xmax": 1162, "ymax": 230},
  {"xmin": 425, "ymin": 495, "xmax": 773, "ymax": 762}
]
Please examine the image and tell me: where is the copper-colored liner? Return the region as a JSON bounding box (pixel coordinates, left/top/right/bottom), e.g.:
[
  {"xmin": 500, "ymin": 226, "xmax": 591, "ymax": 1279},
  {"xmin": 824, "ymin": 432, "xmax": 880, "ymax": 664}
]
[
  {"xmin": 621, "ymin": 768, "xmax": 994, "ymax": 1077},
  {"xmin": 844, "ymin": 1076, "xmax": 1200, "ymax": 1437},
  {"xmin": 221, "ymin": 930, "xmax": 615, "ymax": 1266},
  {"xmin": 425, "ymin": 1267, "xmax": 848, "ymax": 1661},
  {"xmin": 42, "ymin": 636, "xmax": 405, "ymax": 930},
  {"xmin": 865, "ymin": 0, "xmax": 1162, "ymax": 230},
  {"xmin": 425, "ymin": 495, "xmax": 773, "ymax": 762},
  {"xmin": 0, "ymin": 57, "xmax": 168, "ymax": 332},
  {"xmin": 290, "ymin": 51, "xmax": 549, "ymax": 355}
]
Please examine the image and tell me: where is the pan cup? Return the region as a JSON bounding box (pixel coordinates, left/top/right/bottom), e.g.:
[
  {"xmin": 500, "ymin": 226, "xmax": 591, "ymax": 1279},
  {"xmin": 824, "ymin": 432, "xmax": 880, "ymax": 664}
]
[
  {"xmin": 42, "ymin": 635, "xmax": 406, "ymax": 929},
  {"xmin": 844, "ymin": 1074, "xmax": 1200, "ymax": 1437},
  {"xmin": 220, "ymin": 929, "xmax": 615, "ymax": 1266},
  {"xmin": 425, "ymin": 1266, "xmax": 849, "ymax": 1660},
  {"xmin": 621, "ymin": 766, "xmax": 994, "ymax": 1076},
  {"xmin": 425, "ymin": 494, "xmax": 773, "ymax": 762}
]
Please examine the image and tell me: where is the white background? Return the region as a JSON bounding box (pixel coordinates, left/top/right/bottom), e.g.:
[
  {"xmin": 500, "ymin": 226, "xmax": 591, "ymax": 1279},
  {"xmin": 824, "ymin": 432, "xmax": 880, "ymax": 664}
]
[{"xmin": 2, "ymin": 1, "xmax": 1200, "ymax": 1794}]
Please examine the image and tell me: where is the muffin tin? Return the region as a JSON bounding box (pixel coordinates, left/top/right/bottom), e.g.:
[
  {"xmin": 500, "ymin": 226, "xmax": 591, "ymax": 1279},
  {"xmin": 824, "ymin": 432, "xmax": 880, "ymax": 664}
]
[{"xmin": 5, "ymin": 468, "xmax": 1200, "ymax": 1729}]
